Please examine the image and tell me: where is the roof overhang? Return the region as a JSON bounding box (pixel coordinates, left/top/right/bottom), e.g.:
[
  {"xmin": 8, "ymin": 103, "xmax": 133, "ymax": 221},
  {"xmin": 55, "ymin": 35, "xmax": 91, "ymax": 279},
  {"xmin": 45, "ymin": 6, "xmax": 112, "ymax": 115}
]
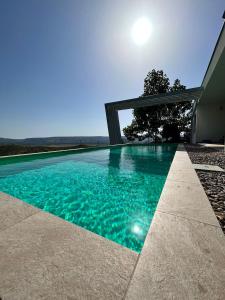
[
  {"xmin": 105, "ymin": 87, "xmax": 203, "ymax": 111},
  {"xmin": 199, "ymin": 14, "xmax": 225, "ymax": 105}
]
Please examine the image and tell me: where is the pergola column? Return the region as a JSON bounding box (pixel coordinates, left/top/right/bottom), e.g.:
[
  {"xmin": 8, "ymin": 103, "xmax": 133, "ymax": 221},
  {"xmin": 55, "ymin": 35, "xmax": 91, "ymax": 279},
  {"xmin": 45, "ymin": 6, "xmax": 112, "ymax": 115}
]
[{"xmin": 105, "ymin": 104, "xmax": 123, "ymax": 145}]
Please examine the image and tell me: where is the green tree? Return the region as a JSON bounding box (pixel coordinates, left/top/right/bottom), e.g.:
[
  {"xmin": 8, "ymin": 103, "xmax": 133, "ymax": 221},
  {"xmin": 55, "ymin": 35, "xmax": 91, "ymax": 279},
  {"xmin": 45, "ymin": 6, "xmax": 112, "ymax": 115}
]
[
  {"xmin": 123, "ymin": 70, "xmax": 191, "ymax": 142},
  {"xmin": 142, "ymin": 69, "xmax": 170, "ymax": 96}
]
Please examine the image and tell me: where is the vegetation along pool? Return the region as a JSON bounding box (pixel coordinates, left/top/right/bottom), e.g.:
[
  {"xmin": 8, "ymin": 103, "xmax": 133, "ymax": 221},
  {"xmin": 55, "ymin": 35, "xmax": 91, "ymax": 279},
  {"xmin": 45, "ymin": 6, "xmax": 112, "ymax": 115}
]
[{"xmin": 0, "ymin": 145, "xmax": 176, "ymax": 252}]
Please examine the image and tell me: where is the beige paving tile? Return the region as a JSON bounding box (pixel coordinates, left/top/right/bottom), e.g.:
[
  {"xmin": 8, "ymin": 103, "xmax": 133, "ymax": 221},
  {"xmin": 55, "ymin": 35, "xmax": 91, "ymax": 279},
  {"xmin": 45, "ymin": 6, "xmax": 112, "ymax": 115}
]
[
  {"xmin": 169, "ymin": 158, "xmax": 194, "ymax": 170},
  {"xmin": 166, "ymin": 167, "xmax": 201, "ymax": 184},
  {"xmin": 193, "ymin": 163, "xmax": 225, "ymax": 172},
  {"xmin": 0, "ymin": 210, "xmax": 138, "ymax": 300},
  {"xmin": 125, "ymin": 211, "xmax": 225, "ymax": 300},
  {"xmin": 173, "ymin": 148, "xmax": 190, "ymax": 155},
  {"xmin": 0, "ymin": 191, "xmax": 17, "ymax": 205},
  {"xmin": 167, "ymin": 151, "xmax": 199, "ymax": 179},
  {"xmin": 0, "ymin": 192, "xmax": 39, "ymax": 231},
  {"xmin": 169, "ymin": 152, "xmax": 194, "ymax": 168},
  {"xmin": 157, "ymin": 180, "xmax": 220, "ymax": 226},
  {"xmin": 173, "ymin": 150, "xmax": 190, "ymax": 159}
]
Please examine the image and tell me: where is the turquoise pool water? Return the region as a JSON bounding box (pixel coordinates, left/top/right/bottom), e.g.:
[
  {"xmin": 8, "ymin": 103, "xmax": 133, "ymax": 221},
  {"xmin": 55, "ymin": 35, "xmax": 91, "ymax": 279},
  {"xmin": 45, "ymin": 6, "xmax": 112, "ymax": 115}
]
[{"xmin": 0, "ymin": 145, "xmax": 176, "ymax": 252}]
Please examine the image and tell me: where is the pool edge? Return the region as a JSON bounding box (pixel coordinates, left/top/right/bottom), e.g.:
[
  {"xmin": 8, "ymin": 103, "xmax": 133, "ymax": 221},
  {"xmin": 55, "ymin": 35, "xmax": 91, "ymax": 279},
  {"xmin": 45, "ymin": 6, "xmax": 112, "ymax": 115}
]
[{"xmin": 125, "ymin": 143, "xmax": 225, "ymax": 299}]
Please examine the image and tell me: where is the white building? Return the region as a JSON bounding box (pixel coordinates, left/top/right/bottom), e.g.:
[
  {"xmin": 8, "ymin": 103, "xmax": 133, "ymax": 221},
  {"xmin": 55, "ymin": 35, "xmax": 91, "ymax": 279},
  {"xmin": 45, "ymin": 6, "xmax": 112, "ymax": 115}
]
[{"xmin": 192, "ymin": 12, "xmax": 225, "ymax": 143}]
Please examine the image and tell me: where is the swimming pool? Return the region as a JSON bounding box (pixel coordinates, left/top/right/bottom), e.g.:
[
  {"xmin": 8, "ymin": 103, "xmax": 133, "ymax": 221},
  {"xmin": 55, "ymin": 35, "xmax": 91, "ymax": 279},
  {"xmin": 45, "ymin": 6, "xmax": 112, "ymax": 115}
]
[{"xmin": 0, "ymin": 145, "xmax": 176, "ymax": 252}]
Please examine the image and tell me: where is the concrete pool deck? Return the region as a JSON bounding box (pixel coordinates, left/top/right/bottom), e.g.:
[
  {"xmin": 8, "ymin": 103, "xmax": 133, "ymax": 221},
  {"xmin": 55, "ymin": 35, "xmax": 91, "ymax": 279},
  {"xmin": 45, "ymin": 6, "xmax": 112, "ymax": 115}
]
[{"xmin": 0, "ymin": 144, "xmax": 225, "ymax": 299}]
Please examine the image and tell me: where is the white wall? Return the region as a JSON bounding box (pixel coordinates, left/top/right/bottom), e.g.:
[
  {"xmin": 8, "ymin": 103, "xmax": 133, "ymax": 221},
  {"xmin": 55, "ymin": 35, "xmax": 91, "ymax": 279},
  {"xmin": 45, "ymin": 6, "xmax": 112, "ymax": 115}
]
[{"xmin": 196, "ymin": 102, "xmax": 225, "ymax": 143}]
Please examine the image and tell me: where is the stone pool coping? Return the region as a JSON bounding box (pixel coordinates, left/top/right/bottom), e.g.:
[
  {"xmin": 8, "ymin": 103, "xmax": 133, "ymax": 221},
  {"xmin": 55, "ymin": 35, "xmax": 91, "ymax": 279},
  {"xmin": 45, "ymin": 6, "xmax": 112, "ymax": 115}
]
[
  {"xmin": 125, "ymin": 144, "xmax": 225, "ymax": 299},
  {"xmin": 0, "ymin": 144, "xmax": 225, "ymax": 299},
  {"xmin": 0, "ymin": 143, "xmax": 125, "ymax": 159}
]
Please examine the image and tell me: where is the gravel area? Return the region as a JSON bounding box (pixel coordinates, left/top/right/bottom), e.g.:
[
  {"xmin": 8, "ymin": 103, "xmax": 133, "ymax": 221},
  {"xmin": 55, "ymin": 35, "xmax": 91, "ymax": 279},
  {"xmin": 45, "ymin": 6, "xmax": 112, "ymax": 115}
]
[{"xmin": 185, "ymin": 144, "xmax": 225, "ymax": 233}]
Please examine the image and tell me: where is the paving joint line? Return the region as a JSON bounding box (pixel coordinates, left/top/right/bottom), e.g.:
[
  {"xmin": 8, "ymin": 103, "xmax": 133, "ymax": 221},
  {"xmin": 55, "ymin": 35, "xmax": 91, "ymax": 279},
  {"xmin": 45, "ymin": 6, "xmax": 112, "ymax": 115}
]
[
  {"xmin": 0, "ymin": 209, "xmax": 41, "ymax": 234},
  {"xmin": 156, "ymin": 209, "xmax": 221, "ymax": 229},
  {"xmin": 122, "ymin": 251, "xmax": 141, "ymax": 300}
]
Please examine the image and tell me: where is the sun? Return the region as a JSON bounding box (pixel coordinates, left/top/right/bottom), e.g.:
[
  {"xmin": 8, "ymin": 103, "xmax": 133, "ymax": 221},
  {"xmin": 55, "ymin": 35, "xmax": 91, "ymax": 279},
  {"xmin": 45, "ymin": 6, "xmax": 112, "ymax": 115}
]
[{"xmin": 131, "ymin": 17, "xmax": 152, "ymax": 46}]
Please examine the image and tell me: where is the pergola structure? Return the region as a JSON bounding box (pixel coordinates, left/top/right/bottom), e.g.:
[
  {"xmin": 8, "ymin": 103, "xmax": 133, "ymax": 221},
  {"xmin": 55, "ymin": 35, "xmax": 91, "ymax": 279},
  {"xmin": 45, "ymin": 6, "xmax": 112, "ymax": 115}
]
[{"xmin": 105, "ymin": 87, "xmax": 203, "ymax": 145}]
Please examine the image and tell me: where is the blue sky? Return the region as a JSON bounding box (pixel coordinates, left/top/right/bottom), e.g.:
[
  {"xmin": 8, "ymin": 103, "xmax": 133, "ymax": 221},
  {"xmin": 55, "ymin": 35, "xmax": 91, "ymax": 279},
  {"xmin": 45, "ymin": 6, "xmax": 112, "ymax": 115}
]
[{"xmin": 0, "ymin": 0, "xmax": 224, "ymax": 138}]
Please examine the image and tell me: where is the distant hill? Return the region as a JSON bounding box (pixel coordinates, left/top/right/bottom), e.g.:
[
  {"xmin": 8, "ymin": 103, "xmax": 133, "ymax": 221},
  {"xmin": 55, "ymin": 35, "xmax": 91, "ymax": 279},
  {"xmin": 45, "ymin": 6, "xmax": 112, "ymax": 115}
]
[{"xmin": 0, "ymin": 136, "xmax": 110, "ymax": 146}]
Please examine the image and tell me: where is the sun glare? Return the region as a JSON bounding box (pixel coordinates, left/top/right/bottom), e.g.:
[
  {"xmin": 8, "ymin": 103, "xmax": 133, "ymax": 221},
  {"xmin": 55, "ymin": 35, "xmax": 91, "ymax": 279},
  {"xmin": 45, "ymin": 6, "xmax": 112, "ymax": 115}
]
[{"xmin": 131, "ymin": 17, "xmax": 152, "ymax": 46}]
